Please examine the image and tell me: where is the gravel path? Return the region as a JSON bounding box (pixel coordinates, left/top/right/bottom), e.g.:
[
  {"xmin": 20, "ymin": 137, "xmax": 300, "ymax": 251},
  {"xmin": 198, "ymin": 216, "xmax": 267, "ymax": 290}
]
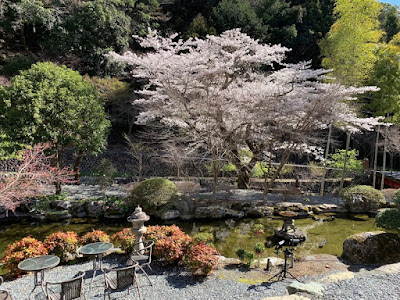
[
  {"xmin": 1, "ymin": 254, "xmax": 289, "ymax": 300},
  {"xmin": 316, "ymin": 272, "xmax": 400, "ymax": 300},
  {"xmin": 3, "ymin": 254, "xmax": 400, "ymax": 300}
]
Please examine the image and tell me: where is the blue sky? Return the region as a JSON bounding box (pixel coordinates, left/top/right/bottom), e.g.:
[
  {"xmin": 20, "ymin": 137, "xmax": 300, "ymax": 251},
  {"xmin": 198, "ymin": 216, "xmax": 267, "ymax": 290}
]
[{"xmin": 380, "ymin": 0, "xmax": 399, "ymax": 6}]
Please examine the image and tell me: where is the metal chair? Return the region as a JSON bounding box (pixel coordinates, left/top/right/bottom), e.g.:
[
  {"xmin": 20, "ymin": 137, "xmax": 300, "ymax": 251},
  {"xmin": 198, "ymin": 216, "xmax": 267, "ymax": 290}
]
[
  {"xmin": 128, "ymin": 240, "xmax": 154, "ymax": 286},
  {"xmin": 0, "ymin": 276, "xmax": 13, "ymax": 300},
  {"xmin": 45, "ymin": 271, "xmax": 87, "ymax": 300},
  {"xmin": 103, "ymin": 262, "xmax": 141, "ymax": 300}
]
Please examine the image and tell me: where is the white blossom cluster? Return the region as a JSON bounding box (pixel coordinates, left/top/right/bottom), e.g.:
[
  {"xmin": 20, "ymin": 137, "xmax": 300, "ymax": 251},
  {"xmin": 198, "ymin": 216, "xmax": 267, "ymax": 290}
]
[{"xmin": 110, "ymin": 29, "xmax": 381, "ymax": 163}]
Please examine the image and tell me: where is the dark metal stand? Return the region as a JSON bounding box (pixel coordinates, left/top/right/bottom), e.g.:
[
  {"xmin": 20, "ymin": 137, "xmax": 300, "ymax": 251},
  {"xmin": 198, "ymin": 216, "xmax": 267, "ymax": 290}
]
[{"xmin": 269, "ymin": 248, "xmax": 300, "ymax": 282}]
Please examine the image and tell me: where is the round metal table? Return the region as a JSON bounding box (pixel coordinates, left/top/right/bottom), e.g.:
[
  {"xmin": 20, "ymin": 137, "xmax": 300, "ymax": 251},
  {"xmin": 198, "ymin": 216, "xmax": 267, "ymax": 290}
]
[
  {"xmin": 18, "ymin": 255, "xmax": 60, "ymax": 299},
  {"xmin": 79, "ymin": 242, "xmax": 113, "ymax": 287}
]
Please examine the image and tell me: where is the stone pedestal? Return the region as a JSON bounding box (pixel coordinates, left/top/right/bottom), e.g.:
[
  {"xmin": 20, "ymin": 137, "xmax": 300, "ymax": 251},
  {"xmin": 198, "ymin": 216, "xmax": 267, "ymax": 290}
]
[{"xmin": 127, "ymin": 206, "xmax": 150, "ymax": 254}]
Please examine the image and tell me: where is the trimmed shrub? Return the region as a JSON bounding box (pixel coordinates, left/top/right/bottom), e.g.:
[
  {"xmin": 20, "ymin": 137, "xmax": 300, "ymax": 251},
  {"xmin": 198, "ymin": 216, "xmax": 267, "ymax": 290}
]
[
  {"xmin": 80, "ymin": 230, "xmax": 110, "ymax": 244},
  {"xmin": 129, "ymin": 178, "xmax": 179, "ymax": 216},
  {"xmin": 145, "ymin": 225, "xmax": 192, "ymax": 264},
  {"xmin": 183, "ymin": 243, "xmax": 220, "ymax": 276},
  {"xmin": 43, "ymin": 231, "xmax": 79, "ymax": 262},
  {"xmin": 375, "ymin": 208, "xmax": 400, "ymax": 230},
  {"xmin": 392, "ymin": 189, "xmax": 400, "ymax": 206},
  {"xmin": 111, "ymin": 228, "xmax": 135, "ymax": 253},
  {"xmin": 2, "ymin": 237, "xmax": 48, "ymax": 278},
  {"xmin": 339, "ymin": 185, "xmax": 386, "ymax": 213}
]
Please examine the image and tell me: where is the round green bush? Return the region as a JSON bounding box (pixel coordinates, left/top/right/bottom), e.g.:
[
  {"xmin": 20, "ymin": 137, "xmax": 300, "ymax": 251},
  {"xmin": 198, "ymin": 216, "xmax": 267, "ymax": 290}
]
[
  {"xmin": 392, "ymin": 189, "xmax": 400, "ymax": 206},
  {"xmin": 375, "ymin": 208, "xmax": 400, "ymax": 230},
  {"xmin": 129, "ymin": 178, "xmax": 179, "ymax": 215},
  {"xmin": 339, "ymin": 185, "xmax": 386, "ymax": 213}
]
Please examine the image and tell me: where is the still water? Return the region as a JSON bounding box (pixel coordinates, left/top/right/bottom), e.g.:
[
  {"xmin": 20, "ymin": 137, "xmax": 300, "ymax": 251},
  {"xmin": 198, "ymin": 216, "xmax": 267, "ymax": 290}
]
[{"xmin": 0, "ymin": 215, "xmax": 381, "ymax": 263}]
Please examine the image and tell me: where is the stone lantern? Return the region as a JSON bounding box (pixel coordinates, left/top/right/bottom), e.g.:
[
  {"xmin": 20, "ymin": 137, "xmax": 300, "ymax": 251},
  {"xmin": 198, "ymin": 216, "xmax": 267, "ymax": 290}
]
[{"xmin": 127, "ymin": 206, "xmax": 150, "ymax": 253}]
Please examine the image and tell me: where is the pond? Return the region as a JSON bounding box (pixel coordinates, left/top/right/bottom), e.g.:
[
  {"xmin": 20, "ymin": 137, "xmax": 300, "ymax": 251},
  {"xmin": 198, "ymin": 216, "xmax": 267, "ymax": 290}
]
[{"xmin": 0, "ymin": 214, "xmax": 381, "ymax": 273}]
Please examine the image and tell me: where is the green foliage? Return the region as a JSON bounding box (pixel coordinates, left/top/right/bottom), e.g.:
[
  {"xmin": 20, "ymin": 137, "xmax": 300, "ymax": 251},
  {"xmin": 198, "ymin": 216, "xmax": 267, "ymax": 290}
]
[
  {"xmin": 212, "ymin": 0, "xmax": 263, "ymax": 38},
  {"xmin": 255, "ymin": 0, "xmax": 300, "ymax": 46},
  {"xmin": 96, "ymin": 158, "xmax": 117, "ymax": 187},
  {"xmin": 129, "ymin": 178, "xmax": 179, "ymax": 215},
  {"xmin": 320, "ymin": 0, "xmax": 383, "ymax": 86},
  {"xmin": 392, "ymin": 189, "xmax": 400, "ymax": 205},
  {"xmin": 368, "ymin": 44, "xmax": 400, "ymax": 122},
  {"xmin": 253, "ymin": 242, "xmax": 265, "ymax": 255},
  {"xmin": 339, "ymin": 185, "xmax": 386, "ymax": 212},
  {"xmin": 104, "ymin": 196, "xmax": 132, "ymax": 215},
  {"xmin": 235, "ymin": 248, "xmax": 255, "ymax": 267},
  {"xmin": 192, "ymin": 232, "xmax": 214, "ymax": 246},
  {"xmin": 328, "ymin": 149, "xmax": 363, "ymax": 177},
  {"xmin": 0, "ymin": 0, "xmax": 56, "ymax": 50},
  {"xmin": 251, "ymin": 162, "xmax": 293, "ymax": 178},
  {"xmin": 186, "ymin": 13, "xmax": 216, "ymax": 38},
  {"xmin": 0, "ymin": 54, "xmax": 35, "ymax": 77},
  {"xmin": 375, "ymin": 208, "xmax": 400, "ymax": 230},
  {"xmin": 0, "ymin": 62, "xmax": 110, "ymax": 163},
  {"xmin": 380, "ymin": 4, "xmax": 400, "ymax": 43}
]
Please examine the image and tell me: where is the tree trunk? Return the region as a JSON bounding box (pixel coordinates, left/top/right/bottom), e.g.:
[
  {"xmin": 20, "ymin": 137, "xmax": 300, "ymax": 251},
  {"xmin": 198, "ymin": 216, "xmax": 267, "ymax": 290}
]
[
  {"xmin": 264, "ymin": 149, "xmax": 291, "ymax": 202},
  {"xmin": 212, "ymin": 160, "xmax": 218, "ymax": 201},
  {"xmin": 372, "ymin": 125, "xmax": 380, "ymax": 188},
  {"xmin": 138, "ymin": 153, "xmax": 143, "ymax": 182},
  {"xmin": 73, "ymin": 151, "xmax": 85, "ymax": 183},
  {"xmin": 340, "ymin": 131, "xmax": 351, "ymax": 191},
  {"xmin": 320, "ymin": 124, "xmax": 332, "ymax": 196},
  {"xmin": 53, "ymin": 149, "xmax": 61, "ymax": 194},
  {"xmin": 237, "ymin": 166, "xmax": 251, "ymax": 189},
  {"xmin": 380, "ymin": 126, "xmax": 388, "ymax": 190}
]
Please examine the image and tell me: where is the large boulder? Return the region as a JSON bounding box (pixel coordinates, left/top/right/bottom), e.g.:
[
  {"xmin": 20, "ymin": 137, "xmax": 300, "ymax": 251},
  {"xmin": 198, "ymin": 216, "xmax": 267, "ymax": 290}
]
[
  {"xmin": 342, "ymin": 231, "xmax": 400, "ymax": 264},
  {"xmin": 85, "ymin": 201, "xmax": 105, "ymax": 218},
  {"xmin": 194, "ymin": 206, "xmax": 227, "ymax": 219}
]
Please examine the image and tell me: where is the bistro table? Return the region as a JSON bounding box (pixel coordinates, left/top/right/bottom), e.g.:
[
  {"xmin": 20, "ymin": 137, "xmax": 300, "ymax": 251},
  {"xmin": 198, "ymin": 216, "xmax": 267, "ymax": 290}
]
[
  {"xmin": 79, "ymin": 242, "xmax": 113, "ymax": 287},
  {"xmin": 18, "ymin": 255, "xmax": 60, "ymax": 299}
]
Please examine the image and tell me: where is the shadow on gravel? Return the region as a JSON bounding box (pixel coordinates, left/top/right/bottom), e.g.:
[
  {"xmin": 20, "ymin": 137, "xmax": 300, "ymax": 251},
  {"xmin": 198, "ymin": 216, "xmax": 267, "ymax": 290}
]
[
  {"xmin": 347, "ymin": 264, "xmax": 383, "ymax": 272},
  {"xmin": 165, "ymin": 272, "xmax": 199, "ymax": 288}
]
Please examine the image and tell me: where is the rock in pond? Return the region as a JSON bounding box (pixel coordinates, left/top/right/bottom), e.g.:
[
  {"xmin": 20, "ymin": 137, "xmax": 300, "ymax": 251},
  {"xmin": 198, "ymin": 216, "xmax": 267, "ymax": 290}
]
[
  {"xmin": 85, "ymin": 201, "xmax": 104, "ymax": 218},
  {"xmin": 194, "ymin": 206, "xmax": 227, "ymax": 219},
  {"xmin": 342, "ymin": 231, "xmax": 400, "ymax": 264},
  {"xmin": 160, "ymin": 209, "xmax": 181, "ymax": 220}
]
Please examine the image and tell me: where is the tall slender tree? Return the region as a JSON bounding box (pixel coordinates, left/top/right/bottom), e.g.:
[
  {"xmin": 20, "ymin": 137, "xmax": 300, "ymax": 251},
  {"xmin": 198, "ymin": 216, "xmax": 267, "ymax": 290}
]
[{"xmin": 320, "ymin": 0, "xmax": 383, "ymax": 86}]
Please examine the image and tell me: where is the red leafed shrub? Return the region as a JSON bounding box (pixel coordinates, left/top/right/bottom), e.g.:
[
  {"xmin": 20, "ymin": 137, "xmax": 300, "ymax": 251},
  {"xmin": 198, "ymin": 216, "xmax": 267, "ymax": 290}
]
[
  {"xmin": 145, "ymin": 225, "xmax": 192, "ymax": 264},
  {"xmin": 80, "ymin": 230, "xmax": 110, "ymax": 244},
  {"xmin": 1, "ymin": 236, "xmax": 48, "ymax": 278},
  {"xmin": 111, "ymin": 228, "xmax": 135, "ymax": 253},
  {"xmin": 43, "ymin": 231, "xmax": 79, "ymax": 262},
  {"xmin": 183, "ymin": 243, "xmax": 220, "ymax": 276}
]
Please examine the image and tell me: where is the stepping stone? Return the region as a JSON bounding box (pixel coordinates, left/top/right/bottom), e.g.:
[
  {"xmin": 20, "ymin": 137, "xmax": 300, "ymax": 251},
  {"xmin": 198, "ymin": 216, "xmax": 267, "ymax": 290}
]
[{"xmin": 287, "ymin": 281, "xmax": 325, "ymax": 296}]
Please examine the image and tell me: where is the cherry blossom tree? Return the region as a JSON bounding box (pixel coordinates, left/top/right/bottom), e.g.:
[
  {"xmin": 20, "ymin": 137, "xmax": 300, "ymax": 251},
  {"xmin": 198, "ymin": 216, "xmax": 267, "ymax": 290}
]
[
  {"xmin": 111, "ymin": 29, "xmax": 378, "ymax": 190},
  {"xmin": 0, "ymin": 143, "xmax": 74, "ymax": 214}
]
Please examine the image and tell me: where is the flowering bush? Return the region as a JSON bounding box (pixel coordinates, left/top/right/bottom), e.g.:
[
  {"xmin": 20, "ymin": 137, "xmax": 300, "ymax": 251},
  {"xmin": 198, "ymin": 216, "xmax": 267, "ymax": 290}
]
[
  {"xmin": 43, "ymin": 231, "xmax": 79, "ymax": 262},
  {"xmin": 111, "ymin": 228, "xmax": 135, "ymax": 253},
  {"xmin": 145, "ymin": 225, "xmax": 192, "ymax": 264},
  {"xmin": 183, "ymin": 243, "xmax": 220, "ymax": 276},
  {"xmin": 2, "ymin": 237, "xmax": 48, "ymax": 278},
  {"xmin": 104, "ymin": 196, "xmax": 132, "ymax": 215},
  {"xmin": 80, "ymin": 230, "xmax": 110, "ymax": 244}
]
